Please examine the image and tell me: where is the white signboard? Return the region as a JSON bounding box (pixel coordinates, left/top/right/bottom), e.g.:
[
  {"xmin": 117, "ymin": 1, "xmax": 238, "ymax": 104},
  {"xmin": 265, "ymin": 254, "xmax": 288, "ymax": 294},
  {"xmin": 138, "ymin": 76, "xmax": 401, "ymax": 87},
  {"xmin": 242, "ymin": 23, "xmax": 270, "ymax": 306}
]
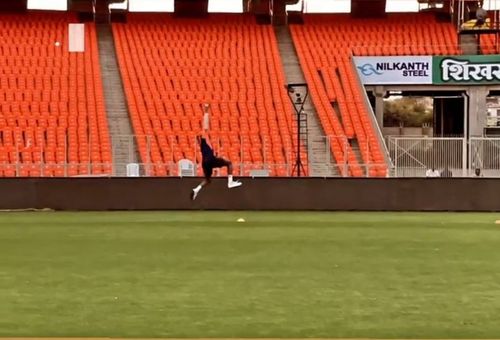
[
  {"xmin": 68, "ymin": 23, "xmax": 85, "ymax": 52},
  {"xmin": 353, "ymin": 56, "xmax": 433, "ymax": 85}
]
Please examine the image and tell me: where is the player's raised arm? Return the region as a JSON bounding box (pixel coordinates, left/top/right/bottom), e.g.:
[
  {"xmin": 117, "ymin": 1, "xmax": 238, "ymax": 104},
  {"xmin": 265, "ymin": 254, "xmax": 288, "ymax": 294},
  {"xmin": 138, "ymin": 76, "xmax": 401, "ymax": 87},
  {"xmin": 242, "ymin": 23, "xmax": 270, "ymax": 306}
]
[{"xmin": 200, "ymin": 103, "xmax": 211, "ymax": 142}]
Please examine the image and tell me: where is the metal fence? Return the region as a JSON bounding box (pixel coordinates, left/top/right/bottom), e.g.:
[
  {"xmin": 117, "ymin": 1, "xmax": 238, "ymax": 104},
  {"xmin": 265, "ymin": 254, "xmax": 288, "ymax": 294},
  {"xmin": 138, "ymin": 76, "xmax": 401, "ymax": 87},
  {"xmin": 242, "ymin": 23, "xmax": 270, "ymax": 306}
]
[
  {"xmin": 387, "ymin": 136, "xmax": 500, "ymax": 178},
  {"xmin": 3, "ymin": 133, "xmax": 500, "ymax": 178},
  {"xmin": 0, "ymin": 133, "xmax": 387, "ymax": 178},
  {"xmin": 469, "ymin": 137, "xmax": 500, "ymax": 177},
  {"xmin": 111, "ymin": 133, "xmax": 297, "ymax": 177},
  {"xmin": 0, "ymin": 133, "xmax": 297, "ymax": 177},
  {"xmin": 387, "ymin": 136, "xmax": 467, "ymax": 177}
]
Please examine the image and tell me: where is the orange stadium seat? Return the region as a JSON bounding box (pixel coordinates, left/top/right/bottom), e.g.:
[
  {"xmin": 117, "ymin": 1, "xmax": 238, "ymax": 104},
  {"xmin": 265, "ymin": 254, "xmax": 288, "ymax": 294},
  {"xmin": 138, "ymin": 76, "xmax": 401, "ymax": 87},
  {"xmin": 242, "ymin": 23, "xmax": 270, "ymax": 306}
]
[
  {"xmin": 481, "ymin": 34, "xmax": 500, "ymax": 54},
  {"xmin": 290, "ymin": 13, "xmax": 468, "ymax": 177},
  {"xmin": 0, "ymin": 12, "xmax": 111, "ymax": 177},
  {"xmin": 113, "ymin": 14, "xmax": 307, "ymax": 177}
]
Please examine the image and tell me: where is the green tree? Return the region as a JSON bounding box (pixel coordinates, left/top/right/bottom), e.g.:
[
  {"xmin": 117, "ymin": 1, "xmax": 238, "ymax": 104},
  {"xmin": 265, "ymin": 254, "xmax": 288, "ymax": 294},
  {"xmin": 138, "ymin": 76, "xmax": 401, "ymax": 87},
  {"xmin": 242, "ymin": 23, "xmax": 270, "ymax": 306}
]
[{"xmin": 384, "ymin": 97, "xmax": 433, "ymax": 127}]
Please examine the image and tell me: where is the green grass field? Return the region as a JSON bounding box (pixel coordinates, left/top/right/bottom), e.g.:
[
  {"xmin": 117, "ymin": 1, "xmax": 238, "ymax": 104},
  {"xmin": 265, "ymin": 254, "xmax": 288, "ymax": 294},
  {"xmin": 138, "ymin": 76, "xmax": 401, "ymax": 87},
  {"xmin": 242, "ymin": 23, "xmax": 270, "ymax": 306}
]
[{"xmin": 1, "ymin": 211, "xmax": 500, "ymax": 338}]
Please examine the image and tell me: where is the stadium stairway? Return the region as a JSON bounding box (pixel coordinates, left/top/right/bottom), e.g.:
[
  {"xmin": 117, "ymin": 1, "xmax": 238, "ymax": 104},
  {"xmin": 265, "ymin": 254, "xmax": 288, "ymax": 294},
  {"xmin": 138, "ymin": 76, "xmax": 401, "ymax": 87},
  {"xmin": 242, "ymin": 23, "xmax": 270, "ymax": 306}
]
[
  {"xmin": 96, "ymin": 24, "xmax": 137, "ymax": 176},
  {"xmin": 274, "ymin": 25, "xmax": 339, "ymax": 177},
  {"xmin": 460, "ymin": 34, "xmax": 480, "ymax": 54}
]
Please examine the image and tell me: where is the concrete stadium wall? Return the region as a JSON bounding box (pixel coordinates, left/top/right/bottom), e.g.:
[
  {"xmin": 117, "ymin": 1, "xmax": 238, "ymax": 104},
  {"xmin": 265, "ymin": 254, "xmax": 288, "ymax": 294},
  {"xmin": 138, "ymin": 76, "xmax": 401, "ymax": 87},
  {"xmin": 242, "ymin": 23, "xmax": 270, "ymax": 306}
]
[{"xmin": 0, "ymin": 178, "xmax": 499, "ymax": 211}]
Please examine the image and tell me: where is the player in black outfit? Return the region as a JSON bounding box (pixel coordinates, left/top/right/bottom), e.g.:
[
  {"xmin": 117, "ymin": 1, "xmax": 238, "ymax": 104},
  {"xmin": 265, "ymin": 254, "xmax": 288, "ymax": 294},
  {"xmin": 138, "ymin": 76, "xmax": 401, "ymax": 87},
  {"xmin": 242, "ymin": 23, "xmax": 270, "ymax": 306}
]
[{"xmin": 191, "ymin": 131, "xmax": 242, "ymax": 201}]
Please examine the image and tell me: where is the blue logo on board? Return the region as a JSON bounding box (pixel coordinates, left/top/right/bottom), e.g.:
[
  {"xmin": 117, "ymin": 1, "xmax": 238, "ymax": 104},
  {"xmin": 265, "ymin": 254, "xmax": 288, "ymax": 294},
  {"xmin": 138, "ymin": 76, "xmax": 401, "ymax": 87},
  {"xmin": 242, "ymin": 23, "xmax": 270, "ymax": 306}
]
[{"xmin": 357, "ymin": 63, "xmax": 383, "ymax": 76}]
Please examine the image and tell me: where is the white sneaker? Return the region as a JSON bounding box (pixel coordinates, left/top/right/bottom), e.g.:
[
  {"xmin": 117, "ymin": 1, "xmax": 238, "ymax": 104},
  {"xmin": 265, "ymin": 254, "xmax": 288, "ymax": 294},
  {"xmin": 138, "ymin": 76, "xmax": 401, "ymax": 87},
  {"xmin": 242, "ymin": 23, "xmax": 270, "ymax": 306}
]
[
  {"xmin": 190, "ymin": 189, "xmax": 199, "ymax": 200},
  {"xmin": 228, "ymin": 180, "xmax": 242, "ymax": 189}
]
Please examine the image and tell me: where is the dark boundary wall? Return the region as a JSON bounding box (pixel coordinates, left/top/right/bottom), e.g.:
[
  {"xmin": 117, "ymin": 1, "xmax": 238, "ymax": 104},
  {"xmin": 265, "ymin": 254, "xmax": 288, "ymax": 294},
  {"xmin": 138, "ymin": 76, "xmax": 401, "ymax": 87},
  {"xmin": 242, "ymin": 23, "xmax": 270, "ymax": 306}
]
[{"xmin": 0, "ymin": 178, "xmax": 499, "ymax": 211}]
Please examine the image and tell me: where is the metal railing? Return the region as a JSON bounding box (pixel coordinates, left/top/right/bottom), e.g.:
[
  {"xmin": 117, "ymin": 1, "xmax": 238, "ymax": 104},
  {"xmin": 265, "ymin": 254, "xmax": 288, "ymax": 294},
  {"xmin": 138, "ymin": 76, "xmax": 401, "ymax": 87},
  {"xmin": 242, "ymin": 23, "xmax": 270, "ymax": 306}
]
[
  {"xmin": 0, "ymin": 161, "xmax": 296, "ymax": 178},
  {"xmin": 469, "ymin": 137, "xmax": 500, "ymax": 176},
  {"xmin": 0, "ymin": 133, "xmax": 389, "ymax": 178},
  {"xmin": 387, "ymin": 136, "xmax": 467, "ymax": 177},
  {"xmin": 387, "ymin": 136, "xmax": 500, "ymax": 177},
  {"xmin": 0, "ymin": 134, "xmax": 297, "ymax": 177},
  {"xmin": 5, "ymin": 134, "xmax": 500, "ymax": 178}
]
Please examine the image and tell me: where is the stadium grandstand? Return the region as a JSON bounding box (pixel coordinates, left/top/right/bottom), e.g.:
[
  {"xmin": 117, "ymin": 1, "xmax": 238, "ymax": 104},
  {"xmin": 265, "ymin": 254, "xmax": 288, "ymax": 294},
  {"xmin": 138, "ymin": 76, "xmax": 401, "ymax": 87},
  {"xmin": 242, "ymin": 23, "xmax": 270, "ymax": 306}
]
[{"xmin": 0, "ymin": 0, "xmax": 499, "ymax": 178}]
